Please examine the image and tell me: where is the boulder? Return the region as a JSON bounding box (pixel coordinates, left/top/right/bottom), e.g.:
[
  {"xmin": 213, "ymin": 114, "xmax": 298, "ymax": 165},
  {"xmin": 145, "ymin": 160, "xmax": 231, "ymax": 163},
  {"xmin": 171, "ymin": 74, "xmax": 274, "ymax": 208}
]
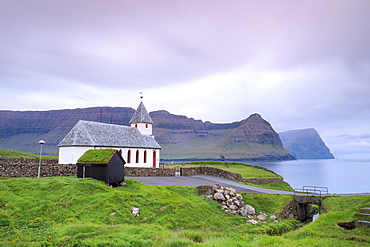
[
  {"xmin": 246, "ymin": 219, "xmax": 258, "ymax": 225},
  {"xmin": 205, "ymin": 184, "xmax": 271, "ymax": 221},
  {"xmin": 240, "ymin": 208, "xmax": 248, "ymax": 217},
  {"xmin": 257, "ymin": 213, "xmax": 267, "ymax": 221},
  {"xmin": 213, "ymin": 192, "xmax": 226, "ymax": 201},
  {"xmin": 245, "ymin": 205, "xmax": 255, "ymax": 215},
  {"xmin": 131, "ymin": 207, "xmax": 140, "ymax": 217},
  {"xmin": 236, "ymin": 194, "xmax": 243, "ymax": 200},
  {"xmin": 205, "ymin": 195, "xmax": 213, "ymax": 200}
]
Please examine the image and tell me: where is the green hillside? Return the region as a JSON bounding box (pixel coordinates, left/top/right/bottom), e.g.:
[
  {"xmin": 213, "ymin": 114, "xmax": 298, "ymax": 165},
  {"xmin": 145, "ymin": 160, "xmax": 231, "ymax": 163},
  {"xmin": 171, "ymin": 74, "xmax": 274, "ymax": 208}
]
[
  {"xmin": 0, "ymin": 177, "xmax": 369, "ymax": 246},
  {"xmin": 0, "ymin": 149, "xmax": 57, "ymax": 159}
]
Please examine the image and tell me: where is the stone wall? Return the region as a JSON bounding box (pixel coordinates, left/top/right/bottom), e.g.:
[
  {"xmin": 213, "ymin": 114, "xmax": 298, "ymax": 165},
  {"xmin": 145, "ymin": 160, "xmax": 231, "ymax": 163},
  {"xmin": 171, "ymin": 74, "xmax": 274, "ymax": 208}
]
[
  {"xmin": 280, "ymin": 196, "xmax": 325, "ymax": 221},
  {"xmin": 125, "ymin": 167, "xmax": 176, "ymax": 177},
  {"xmin": 0, "ymin": 158, "xmax": 76, "ymax": 177},
  {"xmin": 0, "ymin": 158, "xmax": 283, "ymax": 185},
  {"xmin": 181, "ymin": 166, "xmax": 283, "ymax": 184}
]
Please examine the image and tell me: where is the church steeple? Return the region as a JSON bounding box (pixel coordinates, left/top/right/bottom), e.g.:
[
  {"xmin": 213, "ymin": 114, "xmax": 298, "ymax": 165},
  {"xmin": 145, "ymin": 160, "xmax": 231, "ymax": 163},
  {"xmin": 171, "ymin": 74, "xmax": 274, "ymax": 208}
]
[{"xmin": 129, "ymin": 95, "xmax": 153, "ymax": 136}]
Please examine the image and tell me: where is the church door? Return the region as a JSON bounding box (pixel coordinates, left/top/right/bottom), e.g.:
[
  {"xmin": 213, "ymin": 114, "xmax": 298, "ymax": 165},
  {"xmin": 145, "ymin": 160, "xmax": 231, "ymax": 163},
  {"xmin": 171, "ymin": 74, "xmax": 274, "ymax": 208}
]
[{"xmin": 153, "ymin": 151, "xmax": 156, "ymax": 168}]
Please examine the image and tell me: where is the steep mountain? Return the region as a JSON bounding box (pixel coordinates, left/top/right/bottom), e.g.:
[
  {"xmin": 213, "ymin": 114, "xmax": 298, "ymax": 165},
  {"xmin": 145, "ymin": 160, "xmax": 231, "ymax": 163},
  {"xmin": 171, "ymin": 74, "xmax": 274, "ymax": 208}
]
[
  {"xmin": 0, "ymin": 107, "xmax": 295, "ymax": 161},
  {"xmin": 151, "ymin": 111, "xmax": 294, "ymax": 161},
  {"xmin": 0, "ymin": 107, "xmax": 134, "ymax": 155},
  {"xmin": 279, "ymin": 128, "xmax": 335, "ymax": 159}
]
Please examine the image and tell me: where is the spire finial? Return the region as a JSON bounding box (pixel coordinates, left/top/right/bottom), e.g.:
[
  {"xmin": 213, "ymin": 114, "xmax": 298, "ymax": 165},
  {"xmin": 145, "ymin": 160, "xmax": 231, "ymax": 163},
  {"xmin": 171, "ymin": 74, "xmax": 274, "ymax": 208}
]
[{"xmin": 139, "ymin": 92, "xmax": 143, "ymax": 101}]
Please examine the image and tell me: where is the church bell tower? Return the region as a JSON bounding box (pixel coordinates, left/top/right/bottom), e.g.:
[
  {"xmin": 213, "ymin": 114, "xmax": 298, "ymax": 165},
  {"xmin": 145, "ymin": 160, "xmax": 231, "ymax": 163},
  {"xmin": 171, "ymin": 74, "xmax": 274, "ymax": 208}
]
[{"xmin": 129, "ymin": 94, "xmax": 154, "ymax": 136}]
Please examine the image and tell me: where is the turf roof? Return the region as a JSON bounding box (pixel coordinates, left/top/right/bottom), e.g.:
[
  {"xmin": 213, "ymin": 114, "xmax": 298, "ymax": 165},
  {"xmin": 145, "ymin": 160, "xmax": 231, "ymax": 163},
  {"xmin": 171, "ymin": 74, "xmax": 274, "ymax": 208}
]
[{"xmin": 77, "ymin": 149, "xmax": 116, "ymax": 163}]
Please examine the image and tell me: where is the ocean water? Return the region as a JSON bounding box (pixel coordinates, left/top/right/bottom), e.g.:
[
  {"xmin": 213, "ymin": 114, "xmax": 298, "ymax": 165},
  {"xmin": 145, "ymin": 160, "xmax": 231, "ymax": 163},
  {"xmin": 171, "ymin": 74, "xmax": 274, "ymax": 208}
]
[{"xmin": 247, "ymin": 159, "xmax": 370, "ymax": 194}]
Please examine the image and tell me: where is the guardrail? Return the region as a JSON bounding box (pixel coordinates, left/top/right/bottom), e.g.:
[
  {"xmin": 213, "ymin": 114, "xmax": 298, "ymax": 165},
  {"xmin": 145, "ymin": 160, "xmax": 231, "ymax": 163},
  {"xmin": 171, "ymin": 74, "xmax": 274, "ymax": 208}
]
[{"xmin": 294, "ymin": 186, "xmax": 329, "ymax": 196}]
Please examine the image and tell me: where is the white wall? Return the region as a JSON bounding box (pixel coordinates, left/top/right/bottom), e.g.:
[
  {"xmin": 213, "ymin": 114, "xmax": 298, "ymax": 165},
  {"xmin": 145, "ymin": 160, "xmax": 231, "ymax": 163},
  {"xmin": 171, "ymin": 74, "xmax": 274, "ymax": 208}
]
[
  {"xmin": 58, "ymin": 146, "xmax": 93, "ymax": 164},
  {"xmin": 59, "ymin": 146, "xmax": 160, "ymax": 167},
  {"xmin": 131, "ymin": 123, "xmax": 152, "ymax": 136},
  {"xmin": 121, "ymin": 148, "xmax": 160, "ymax": 168}
]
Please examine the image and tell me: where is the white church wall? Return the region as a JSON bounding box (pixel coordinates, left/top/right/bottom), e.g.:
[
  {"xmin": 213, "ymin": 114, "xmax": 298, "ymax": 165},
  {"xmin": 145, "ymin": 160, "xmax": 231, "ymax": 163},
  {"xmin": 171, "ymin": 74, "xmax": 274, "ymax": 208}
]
[
  {"xmin": 123, "ymin": 148, "xmax": 160, "ymax": 168},
  {"xmin": 58, "ymin": 146, "xmax": 93, "ymax": 164},
  {"xmin": 131, "ymin": 123, "xmax": 152, "ymax": 136},
  {"xmin": 59, "ymin": 146, "xmax": 160, "ymax": 167}
]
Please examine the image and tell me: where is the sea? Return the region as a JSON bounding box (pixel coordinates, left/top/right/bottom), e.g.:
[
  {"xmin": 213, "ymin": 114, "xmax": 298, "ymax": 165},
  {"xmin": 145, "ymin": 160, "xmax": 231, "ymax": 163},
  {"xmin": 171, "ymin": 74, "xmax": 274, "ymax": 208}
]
[{"xmin": 247, "ymin": 159, "xmax": 370, "ymax": 194}]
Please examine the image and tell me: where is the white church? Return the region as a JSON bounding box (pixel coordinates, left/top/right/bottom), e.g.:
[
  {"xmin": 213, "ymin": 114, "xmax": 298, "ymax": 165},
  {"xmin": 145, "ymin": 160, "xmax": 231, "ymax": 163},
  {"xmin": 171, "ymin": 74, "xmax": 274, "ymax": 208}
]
[{"xmin": 58, "ymin": 100, "xmax": 161, "ymax": 167}]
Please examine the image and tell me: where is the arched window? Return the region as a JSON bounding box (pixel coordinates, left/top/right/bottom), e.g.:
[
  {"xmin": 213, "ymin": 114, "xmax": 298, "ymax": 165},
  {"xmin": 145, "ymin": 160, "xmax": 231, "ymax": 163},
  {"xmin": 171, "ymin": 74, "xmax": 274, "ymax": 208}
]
[
  {"xmin": 144, "ymin": 150, "xmax": 147, "ymax": 163},
  {"xmin": 127, "ymin": 150, "xmax": 131, "ymax": 163},
  {"xmin": 135, "ymin": 124, "xmax": 138, "ymax": 128},
  {"xmin": 145, "ymin": 123, "xmax": 148, "ymax": 128},
  {"xmin": 136, "ymin": 150, "xmax": 139, "ymax": 163}
]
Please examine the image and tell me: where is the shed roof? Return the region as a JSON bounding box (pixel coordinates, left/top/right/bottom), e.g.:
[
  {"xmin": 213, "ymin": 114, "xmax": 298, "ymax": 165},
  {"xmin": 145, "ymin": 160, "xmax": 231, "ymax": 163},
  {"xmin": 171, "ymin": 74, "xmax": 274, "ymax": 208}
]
[
  {"xmin": 77, "ymin": 149, "xmax": 116, "ymax": 164},
  {"xmin": 58, "ymin": 120, "xmax": 161, "ymax": 149},
  {"xmin": 129, "ymin": 101, "xmax": 154, "ymax": 124}
]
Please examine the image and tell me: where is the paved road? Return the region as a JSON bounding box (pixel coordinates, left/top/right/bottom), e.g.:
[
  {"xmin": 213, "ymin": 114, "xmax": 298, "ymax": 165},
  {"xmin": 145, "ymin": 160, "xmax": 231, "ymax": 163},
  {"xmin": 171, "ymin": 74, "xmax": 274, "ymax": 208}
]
[
  {"xmin": 127, "ymin": 175, "xmax": 370, "ymax": 196},
  {"xmin": 126, "ymin": 175, "xmax": 294, "ymax": 194}
]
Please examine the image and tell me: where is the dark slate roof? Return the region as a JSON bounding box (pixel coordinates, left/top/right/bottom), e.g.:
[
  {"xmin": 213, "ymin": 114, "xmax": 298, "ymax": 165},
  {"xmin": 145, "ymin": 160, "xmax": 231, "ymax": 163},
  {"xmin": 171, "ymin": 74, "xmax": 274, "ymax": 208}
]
[
  {"xmin": 58, "ymin": 120, "xmax": 161, "ymax": 149},
  {"xmin": 129, "ymin": 101, "xmax": 154, "ymax": 124}
]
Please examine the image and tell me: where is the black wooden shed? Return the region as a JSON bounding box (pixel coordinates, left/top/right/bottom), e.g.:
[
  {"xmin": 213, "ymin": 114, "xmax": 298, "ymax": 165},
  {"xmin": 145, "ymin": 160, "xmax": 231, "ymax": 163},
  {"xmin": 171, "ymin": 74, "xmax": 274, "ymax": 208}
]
[{"xmin": 76, "ymin": 149, "xmax": 125, "ymax": 185}]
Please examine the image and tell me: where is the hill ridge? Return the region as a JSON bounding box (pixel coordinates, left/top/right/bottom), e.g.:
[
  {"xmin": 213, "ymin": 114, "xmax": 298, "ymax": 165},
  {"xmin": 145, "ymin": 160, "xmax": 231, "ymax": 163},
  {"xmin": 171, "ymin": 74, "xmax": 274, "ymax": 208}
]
[{"xmin": 0, "ymin": 107, "xmax": 294, "ymax": 161}]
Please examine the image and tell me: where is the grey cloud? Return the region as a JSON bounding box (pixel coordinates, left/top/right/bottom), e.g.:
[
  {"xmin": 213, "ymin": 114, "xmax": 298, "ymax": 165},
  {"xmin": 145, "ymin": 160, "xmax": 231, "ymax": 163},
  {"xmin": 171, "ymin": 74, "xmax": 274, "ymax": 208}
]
[{"xmin": 1, "ymin": 0, "xmax": 370, "ymax": 157}]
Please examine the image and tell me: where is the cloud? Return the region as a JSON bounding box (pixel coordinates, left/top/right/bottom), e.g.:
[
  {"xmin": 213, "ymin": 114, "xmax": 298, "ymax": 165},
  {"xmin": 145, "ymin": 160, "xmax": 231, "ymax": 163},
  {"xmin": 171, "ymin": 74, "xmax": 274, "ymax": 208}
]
[{"xmin": 1, "ymin": 0, "xmax": 370, "ymax": 158}]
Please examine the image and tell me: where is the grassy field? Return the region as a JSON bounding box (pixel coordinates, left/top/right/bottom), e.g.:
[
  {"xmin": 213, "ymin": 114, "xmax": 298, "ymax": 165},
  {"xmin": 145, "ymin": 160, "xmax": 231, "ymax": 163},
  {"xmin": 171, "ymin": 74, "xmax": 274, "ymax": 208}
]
[
  {"xmin": 165, "ymin": 161, "xmax": 293, "ymax": 191},
  {"xmin": 165, "ymin": 161, "xmax": 282, "ymax": 179},
  {"xmin": 0, "ymin": 149, "xmax": 58, "ymax": 159},
  {"xmin": 0, "ymin": 176, "xmax": 369, "ymax": 246}
]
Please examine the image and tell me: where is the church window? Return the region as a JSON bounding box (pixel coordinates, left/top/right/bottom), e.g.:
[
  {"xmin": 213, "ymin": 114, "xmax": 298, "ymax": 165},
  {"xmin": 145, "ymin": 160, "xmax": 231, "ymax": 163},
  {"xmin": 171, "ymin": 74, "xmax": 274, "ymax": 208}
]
[
  {"xmin": 144, "ymin": 150, "xmax": 147, "ymax": 163},
  {"xmin": 136, "ymin": 150, "xmax": 139, "ymax": 163},
  {"xmin": 127, "ymin": 150, "xmax": 131, "ymax": 163},
  {"xmin": 146, "ymin": 123, "xmax": 148, "ymax": 128}
]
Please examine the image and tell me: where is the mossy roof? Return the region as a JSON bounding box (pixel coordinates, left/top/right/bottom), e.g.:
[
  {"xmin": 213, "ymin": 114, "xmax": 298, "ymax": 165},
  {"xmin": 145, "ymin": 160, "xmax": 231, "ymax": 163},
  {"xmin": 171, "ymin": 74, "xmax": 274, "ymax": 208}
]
[{"xmin": 77, "ymin": 149, "xmax": 116, "ymax": 164}]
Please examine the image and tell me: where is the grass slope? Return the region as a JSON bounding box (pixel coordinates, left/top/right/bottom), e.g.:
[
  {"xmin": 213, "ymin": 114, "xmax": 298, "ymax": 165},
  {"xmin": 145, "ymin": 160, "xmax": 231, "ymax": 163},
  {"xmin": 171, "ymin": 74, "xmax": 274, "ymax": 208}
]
[
  {"xmin": 186, "ymin": 161, "xmax": 281, "ymax": 179},
  {"xmin": 165, "ymin": 161, "xmax": 293, "ymax": 191},
  {"xmin": 0, "ymin": 149, "xmax": 58, "ymax": 159},
  {"xmin": 0, "ymin": 177, "xmax": 369, "ymax": 246}
]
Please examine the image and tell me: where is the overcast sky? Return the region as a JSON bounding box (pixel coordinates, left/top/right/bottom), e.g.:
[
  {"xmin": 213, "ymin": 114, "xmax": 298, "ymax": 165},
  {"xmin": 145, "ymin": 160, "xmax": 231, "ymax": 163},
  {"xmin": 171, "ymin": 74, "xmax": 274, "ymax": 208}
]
[{"xmin": 1, "ymin": 0, "xmax": 370, "ymax": 159}]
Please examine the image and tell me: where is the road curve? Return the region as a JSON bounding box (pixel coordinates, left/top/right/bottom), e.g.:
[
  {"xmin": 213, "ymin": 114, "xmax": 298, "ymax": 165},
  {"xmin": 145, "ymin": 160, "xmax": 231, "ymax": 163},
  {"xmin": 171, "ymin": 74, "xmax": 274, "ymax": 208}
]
[
  {"xmin": 127, "ymin": 175, "xmax": 370, "ymax": 196},
  {"xmin": 126, "ymin": 175, "xmax": 294, "ymax": 194}
]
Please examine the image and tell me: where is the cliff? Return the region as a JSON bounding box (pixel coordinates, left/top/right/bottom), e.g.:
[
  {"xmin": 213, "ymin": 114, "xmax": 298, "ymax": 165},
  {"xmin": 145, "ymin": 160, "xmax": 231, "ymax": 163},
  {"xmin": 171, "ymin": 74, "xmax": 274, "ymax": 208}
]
[
  {"xmin": 279, "ymin": 128, "xmax": 335, "ymax": 159},
  {"xmin": 151, "ymin": 111, "xmax": 294, "ymax": 161},
  {"xmin": 0, "ymin": 107, "xmax": 134, "ymax": 155},
  {"xmin": 0, "ymin": 108, "xmax": 295, "ymax": 161}
]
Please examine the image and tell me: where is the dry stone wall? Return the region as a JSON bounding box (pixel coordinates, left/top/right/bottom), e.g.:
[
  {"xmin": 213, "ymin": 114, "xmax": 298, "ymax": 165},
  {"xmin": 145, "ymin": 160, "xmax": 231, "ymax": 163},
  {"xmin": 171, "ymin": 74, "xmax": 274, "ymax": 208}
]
[
  {"xmin": 0, "ymin": 158, "xmax": 282, "ymax": 185},
  {"xmin": 181, "ymin": 166, "xmax": 283, "ymax": 184},
  {"xmin": 125, "ymin": 167, "xmax": 176, "ymax": 177},
  {"xmin": 0, "ymin": 158, "xmax": 76, "ymax": 177}
]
